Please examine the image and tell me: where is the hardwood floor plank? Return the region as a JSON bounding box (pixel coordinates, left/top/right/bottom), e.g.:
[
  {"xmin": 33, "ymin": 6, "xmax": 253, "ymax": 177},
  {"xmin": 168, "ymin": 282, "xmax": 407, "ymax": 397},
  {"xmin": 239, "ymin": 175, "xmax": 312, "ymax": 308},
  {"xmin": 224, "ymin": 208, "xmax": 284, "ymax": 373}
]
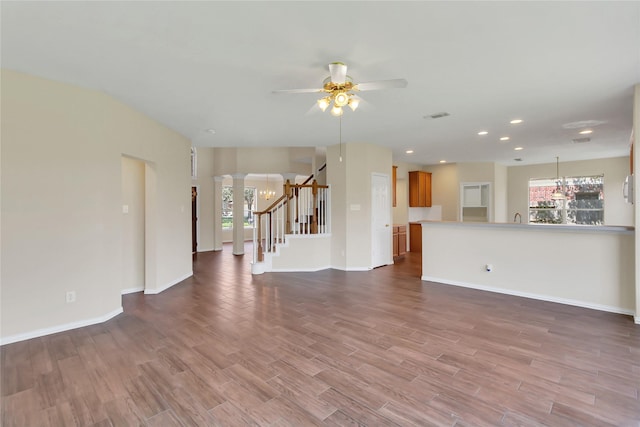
[{"xmin": 2, "ymin": 246, "xmax": 639, "ymax": 425}]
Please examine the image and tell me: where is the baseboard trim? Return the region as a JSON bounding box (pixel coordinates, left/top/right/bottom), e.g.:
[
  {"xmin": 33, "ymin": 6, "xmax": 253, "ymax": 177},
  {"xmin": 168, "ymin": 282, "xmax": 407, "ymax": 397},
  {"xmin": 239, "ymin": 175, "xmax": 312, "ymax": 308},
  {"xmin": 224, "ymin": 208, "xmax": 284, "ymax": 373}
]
[
  {"xmin": 270, "ymin": 265, "xmax": 332, "ymax": 273},
  {"xmin": 0, "ymin": 307, "xmax": 123, "ymax": 346},
  {"xmin": 121, "ymin": 286, "xmax": 144, "ymax": 295},
  {"xmin": 421, "ymin": 276, "xmax": 635, "ymax": 317},
  {"xmin": 332, "ymin": 266, "xmax": 371, "ymax": 272},
  {"xmin": 144, "ymin": 271, "xmax": 193, "ymax": 295},
  {"xmin": 635, "ymin": 315, "xmax": 640, "ymax": 325}
]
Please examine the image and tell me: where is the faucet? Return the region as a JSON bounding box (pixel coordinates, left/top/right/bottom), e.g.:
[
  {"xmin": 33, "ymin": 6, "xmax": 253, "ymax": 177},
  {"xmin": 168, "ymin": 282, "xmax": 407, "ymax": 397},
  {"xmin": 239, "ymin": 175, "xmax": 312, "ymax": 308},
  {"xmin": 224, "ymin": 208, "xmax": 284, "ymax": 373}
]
[{"xmin": 514, "ymin": 212, "xmax": 522, "ymax": 223}]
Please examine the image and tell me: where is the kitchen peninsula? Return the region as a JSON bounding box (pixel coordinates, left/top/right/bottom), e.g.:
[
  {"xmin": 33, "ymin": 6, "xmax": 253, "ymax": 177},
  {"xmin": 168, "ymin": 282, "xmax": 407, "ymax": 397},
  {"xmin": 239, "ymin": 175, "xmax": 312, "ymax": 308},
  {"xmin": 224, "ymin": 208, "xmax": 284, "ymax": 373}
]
[{"xmin": 418, "ymin": 221, "xmax": 635, "ymax": 318}]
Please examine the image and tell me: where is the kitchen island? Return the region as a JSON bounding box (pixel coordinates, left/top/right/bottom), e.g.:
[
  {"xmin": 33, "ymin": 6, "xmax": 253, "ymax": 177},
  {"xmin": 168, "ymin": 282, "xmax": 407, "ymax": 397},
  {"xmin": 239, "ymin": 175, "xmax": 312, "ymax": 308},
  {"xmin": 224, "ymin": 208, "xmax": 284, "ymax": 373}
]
[{"xmin": 418, "ymin": 221, "xmax": 635, "ymax": 319}]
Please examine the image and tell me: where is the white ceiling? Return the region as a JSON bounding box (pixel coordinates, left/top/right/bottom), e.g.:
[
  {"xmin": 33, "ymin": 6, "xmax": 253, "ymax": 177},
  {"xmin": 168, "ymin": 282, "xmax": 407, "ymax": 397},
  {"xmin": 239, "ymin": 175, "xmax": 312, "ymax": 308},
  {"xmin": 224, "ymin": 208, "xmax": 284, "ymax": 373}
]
[{"xmin": 2, "ymin": 1, "xmax": 639, "ymax": 166}]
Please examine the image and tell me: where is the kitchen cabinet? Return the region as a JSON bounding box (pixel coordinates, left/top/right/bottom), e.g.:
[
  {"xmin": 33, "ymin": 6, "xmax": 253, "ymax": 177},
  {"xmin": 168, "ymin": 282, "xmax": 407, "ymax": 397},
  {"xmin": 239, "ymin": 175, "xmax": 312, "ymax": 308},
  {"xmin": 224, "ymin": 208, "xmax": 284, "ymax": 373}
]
[
  {"xmin": 408, "ymin": 171, "xmax": 432, "ymax": 207},
  {"xmin": 393, "ymin": 225, "xmax": 406, "ymax": 258},
  {"xmin": 409, "ymin": 222, "xmax": 422, "ymax": 253}
]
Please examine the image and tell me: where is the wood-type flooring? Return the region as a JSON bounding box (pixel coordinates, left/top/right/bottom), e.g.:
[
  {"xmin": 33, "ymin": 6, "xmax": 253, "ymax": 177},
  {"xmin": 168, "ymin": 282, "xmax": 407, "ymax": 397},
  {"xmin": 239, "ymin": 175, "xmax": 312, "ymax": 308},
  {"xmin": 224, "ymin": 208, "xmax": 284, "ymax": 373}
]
[{"xmin": 2, "ymin": 246, "xmax": 639, "ymax": 426}]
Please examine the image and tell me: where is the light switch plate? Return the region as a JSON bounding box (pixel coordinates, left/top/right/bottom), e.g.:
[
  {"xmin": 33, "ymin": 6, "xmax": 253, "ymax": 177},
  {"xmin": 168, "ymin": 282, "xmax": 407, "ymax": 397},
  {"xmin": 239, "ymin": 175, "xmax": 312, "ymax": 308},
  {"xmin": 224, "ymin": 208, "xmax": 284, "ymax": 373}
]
[{"xmin": 122, "ymin": 205, "xmax": 129, "ymax": 214}]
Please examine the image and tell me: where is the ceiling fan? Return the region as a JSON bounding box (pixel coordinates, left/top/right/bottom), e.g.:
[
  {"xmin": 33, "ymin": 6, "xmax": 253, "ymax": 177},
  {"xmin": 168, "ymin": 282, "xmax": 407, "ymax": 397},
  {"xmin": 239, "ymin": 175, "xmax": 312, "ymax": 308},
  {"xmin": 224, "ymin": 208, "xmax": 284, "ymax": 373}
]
[{"xmin": 273, "ymin": 62, "xmax": 408, "ymax": 116}]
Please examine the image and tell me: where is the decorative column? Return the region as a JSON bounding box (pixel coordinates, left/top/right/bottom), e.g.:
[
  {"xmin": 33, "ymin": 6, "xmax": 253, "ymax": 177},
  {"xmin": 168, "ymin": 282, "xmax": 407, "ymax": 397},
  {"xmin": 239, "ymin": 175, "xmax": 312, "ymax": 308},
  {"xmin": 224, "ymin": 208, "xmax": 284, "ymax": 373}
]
[
  {"xmin": 232, "ymin": 173, "xmax": 247, "ymax": 255},
  {"xmin": 212, "ymin": 176, "xmax": 224, "ymax": 251}
]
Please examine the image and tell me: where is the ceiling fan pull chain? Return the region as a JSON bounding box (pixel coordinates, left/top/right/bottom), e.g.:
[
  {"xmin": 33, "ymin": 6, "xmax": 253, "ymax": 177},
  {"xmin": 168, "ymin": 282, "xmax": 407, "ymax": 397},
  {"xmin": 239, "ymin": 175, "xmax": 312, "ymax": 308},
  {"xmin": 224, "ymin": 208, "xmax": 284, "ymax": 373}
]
[{"xmin": 339, "ymin": 115, "xmax": 343, "ymax": 163}]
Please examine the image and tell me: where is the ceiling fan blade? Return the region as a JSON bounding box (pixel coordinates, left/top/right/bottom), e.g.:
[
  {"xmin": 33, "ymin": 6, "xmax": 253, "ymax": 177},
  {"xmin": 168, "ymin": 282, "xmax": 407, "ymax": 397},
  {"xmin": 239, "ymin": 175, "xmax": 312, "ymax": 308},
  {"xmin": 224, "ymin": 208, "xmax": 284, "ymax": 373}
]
[
  {"xmin": 328, "ymin": 62, "xmax": 347, "ymax": 84},
  {"xmin": 272, "ymin": 88, "xmax": 324, "ymax": 94},
  {"xmin": 353, "ymin": 78, "xmax": 408, "ymax": 91}
]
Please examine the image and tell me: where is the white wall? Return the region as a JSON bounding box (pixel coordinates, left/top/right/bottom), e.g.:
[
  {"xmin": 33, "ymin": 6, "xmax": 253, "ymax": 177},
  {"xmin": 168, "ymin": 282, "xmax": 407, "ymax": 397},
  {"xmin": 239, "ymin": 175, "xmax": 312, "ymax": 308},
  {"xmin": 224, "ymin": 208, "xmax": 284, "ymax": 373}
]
[
  {"xmin": 422, "ymin": 222, "xmax": 635, "ymax": 315},
  {"xmin": 507, "ymin": 156, "xmax": 632, "ymax": 226},
  {"xmin": 1, "ymin": 70, "xmax": 192, "ymax": 344}
]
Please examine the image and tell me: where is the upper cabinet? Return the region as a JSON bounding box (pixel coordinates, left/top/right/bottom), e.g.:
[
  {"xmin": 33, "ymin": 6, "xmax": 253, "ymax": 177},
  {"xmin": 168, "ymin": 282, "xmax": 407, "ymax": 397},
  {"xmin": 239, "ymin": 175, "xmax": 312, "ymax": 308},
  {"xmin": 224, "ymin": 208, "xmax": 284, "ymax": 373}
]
[{"xmin": 408, "ymin": 171, "xmax": 432, "ymax": 207}]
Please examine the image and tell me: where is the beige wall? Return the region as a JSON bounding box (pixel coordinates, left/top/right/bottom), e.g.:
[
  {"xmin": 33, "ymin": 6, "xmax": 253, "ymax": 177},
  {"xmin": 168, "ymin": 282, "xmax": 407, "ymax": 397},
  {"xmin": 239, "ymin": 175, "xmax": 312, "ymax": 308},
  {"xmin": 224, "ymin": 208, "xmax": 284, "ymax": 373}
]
[
  {"xmin": 329, "ymin": 142, "xmax": 392, "ymax": 270},
  {"xmin": 422, "ymin": 222, "xmax": 634, "ymax": 315},
  {"xmin": 192, "ymin": 147, "xmax": 215, "ymax": 252},
  {"xmin": 121, "ymin": 156, "xmax": 145, "ymax": 293},
  {"xmin": 1, "ymin": 70, "xmax": 192, "ymax": 343},
  {"xmin": 507, "ymin": 156, "xmax": 632, "ymax": 226},
  {"xmin": 423, "ymin": 163, "xmax": 459, "ymax": 221}
]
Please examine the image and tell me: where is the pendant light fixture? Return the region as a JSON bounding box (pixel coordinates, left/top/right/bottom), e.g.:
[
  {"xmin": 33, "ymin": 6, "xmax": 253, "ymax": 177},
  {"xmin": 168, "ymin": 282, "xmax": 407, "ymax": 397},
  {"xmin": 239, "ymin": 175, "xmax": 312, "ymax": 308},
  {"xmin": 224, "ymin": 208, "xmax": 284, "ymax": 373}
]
[
  {"xmin": 259, "ymin": 174, "xmax": 276, "ymax": 200},
  {"xmin": 550, "ymin": 156, "xmax": 566, "ymax": 200}
]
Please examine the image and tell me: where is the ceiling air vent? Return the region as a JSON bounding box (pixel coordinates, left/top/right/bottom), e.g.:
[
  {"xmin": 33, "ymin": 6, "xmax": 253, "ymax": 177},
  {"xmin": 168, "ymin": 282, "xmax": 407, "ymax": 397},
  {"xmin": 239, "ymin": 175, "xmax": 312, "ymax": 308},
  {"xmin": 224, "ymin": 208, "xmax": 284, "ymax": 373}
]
[
  {"xmin": 425, "ymin": 112, "xmax": 450, "ymax": 119},
  {"xmin": 572, "ymin": 137, "xmax": 591, "ymax": 143}
]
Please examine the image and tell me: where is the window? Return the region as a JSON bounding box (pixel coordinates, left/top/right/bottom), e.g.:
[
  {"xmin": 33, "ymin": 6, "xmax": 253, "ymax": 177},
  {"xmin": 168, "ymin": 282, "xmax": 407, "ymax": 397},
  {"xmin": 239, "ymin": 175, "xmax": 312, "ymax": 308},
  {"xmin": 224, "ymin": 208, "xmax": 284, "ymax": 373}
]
[
  {"xmin": 528, "ymin": 175, "xmax": 604, "ymax": 225},
  {"xmin": 222, "ymin": 186, "xmax": 257, "ymax": 229}
]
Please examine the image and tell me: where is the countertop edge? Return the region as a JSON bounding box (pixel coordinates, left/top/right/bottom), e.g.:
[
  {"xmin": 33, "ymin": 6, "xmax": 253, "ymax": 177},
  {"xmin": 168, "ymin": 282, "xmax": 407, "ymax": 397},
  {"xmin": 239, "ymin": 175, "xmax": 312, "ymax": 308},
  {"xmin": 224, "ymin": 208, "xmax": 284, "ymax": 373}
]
[{"xmin": 415, "ymin": 220, "xmax": 634, "ymax": 234}]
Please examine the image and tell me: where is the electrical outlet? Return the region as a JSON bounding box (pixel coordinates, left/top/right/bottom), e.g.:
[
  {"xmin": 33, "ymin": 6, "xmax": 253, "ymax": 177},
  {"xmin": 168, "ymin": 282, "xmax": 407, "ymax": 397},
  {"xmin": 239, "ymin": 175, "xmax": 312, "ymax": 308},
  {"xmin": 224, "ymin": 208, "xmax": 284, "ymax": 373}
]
[{"xmin": 66, "ymin": 291, "xmax": 76, "ymax": 303}]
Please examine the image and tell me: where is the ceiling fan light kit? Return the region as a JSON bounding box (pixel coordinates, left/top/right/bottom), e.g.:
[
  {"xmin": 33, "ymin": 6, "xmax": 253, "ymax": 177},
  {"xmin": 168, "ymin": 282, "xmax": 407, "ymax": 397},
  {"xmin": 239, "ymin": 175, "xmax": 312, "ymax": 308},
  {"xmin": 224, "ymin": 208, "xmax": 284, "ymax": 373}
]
[{"xmin": 274, "ymin": 61, "xmax": 407, "ymax": 116}]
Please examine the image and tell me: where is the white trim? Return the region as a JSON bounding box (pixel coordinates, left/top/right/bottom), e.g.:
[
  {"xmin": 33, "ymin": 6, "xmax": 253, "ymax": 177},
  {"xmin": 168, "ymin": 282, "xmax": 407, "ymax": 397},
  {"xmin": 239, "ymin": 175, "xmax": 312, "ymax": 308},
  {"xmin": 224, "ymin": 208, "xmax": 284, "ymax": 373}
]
[
  {"xmin": 0, "ymin": 307, "xmax": 123, "ymax": 346},
  {"xmin": 332, "ymin": 266, "xmax": 372, "ymax": 272},
  {"xmin": 270, "ymin": 265, "xmax": 332, "ymax": 273},
  {"xmin": 421, "ymin": 276, "xmax": 635, "ymax": 317},
  {"xmin": 635, "ymin": 315, "xmax": 640, "ymax": 325},
  {"xmin": 121, "ymin": 286, "xmax": 144, "ymax": 295},
  {"xmin": 144, "ymin": 271, "xmax": 192, "ymax": 295}
]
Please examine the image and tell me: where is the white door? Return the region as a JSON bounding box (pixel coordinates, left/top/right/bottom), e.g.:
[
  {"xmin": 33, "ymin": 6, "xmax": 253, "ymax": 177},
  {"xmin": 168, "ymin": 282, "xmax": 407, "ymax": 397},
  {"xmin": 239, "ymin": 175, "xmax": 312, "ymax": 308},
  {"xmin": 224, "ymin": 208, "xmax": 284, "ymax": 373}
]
[{"xmin": 371, "ymin": 173, "xmax": 391, "ymax": 268}]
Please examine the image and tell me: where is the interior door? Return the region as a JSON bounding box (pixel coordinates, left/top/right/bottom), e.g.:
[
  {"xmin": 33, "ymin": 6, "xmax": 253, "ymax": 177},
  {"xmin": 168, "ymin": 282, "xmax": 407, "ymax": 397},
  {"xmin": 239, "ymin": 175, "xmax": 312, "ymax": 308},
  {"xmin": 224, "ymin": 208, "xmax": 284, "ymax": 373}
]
[
  {"xmin": 371, "ymin": 173, "xmax": 391, "ymax": 268},
  {"xmin": 192, "ymin": 186, "xmax": 198, "ymax": 254}
]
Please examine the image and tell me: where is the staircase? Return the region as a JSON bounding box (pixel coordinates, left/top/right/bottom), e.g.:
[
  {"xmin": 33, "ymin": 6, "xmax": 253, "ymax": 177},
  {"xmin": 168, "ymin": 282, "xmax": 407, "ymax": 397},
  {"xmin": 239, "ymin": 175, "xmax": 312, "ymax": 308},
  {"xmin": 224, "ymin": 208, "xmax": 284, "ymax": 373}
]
[{"xmin": 251, "ymin": 178, "xmax": 331, "ymax": 274}]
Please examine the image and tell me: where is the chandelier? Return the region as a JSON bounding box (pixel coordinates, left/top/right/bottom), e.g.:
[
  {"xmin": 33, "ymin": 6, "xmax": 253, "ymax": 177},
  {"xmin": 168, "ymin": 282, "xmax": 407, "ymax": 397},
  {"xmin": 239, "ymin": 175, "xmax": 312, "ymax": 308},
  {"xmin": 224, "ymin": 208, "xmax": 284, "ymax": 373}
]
[
  {"xmin": 316, "ymin": 76, "xmax": 360, "ymax": 117},
  {"xmin": 260, "ymin": 174, "xmax": 276, "ymax": 200}
]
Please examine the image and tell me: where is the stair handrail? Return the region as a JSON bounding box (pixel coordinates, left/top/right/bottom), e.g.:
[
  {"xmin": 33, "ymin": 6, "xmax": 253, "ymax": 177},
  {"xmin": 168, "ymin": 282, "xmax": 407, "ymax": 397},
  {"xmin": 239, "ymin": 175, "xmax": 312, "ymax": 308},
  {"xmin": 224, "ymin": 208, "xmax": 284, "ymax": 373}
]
[{"xmin": 253, "ymin": 179, "xmax": 330, "ymax": 263}]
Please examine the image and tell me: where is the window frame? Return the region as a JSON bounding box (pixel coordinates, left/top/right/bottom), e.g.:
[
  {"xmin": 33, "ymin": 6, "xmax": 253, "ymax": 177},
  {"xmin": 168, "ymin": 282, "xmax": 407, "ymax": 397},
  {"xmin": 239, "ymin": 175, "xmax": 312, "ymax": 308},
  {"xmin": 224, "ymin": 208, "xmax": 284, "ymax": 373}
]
[{"xmin": 528, "ymin": 174, "xmax": 604, "ymax": 225}]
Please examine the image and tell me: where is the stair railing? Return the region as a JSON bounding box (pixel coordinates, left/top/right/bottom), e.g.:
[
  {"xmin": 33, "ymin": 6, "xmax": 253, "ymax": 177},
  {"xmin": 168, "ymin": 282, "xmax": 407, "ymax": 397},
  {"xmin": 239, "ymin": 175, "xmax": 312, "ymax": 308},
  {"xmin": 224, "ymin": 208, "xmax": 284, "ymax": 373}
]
[{"xmin": 253, "ymin": 179, "xmax": 330, "ymax": 263}]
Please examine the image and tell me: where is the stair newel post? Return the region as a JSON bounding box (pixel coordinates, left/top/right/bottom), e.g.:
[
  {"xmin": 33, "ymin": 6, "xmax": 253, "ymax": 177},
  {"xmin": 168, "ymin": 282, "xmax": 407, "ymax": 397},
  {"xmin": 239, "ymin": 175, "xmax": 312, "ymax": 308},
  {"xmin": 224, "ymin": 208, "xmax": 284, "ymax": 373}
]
[
  {"xmin": 311, "ymin": 179, "xmax": 318, "ymax": 234},
  {"xmin": 285, "ymin": 179, "xmax": 293, "ymax": 234},
  {"xmin": 257, "ymin": 213, "xmax": 264, "ymax": 262}
]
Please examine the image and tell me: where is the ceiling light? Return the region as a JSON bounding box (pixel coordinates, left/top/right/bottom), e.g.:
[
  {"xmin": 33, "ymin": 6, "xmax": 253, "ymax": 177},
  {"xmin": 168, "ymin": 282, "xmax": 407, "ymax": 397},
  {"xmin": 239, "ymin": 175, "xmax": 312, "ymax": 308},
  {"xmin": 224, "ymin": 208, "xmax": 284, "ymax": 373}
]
[
  {"xmin": 317, "ymin": 97, "xmax": 330, "ymax": 112},
  {"xmin": 514, "ymin": 147, "xmax": 524, "ymax": 151},
  {"xmin": 500, "ymin": 136, "xmax": 510, "ymax": 141},
  {"xmin": 330, "ymin": 105, "xmax": 343, "ymax": 117},
  {"xmin": 405, "ymin": 150, "xmax": 414, "ymax": 154},
  {"xmin": 478, "ymin": 131, "xmax": 488, "ymax": 136},
  {"xmin": 348, "ymin": 97, "xmax": 360, "ymax": 111},
  {"xmin": 551, "ymin": 156, "xmax": 566, "ymax": 201},
  {"xmin": 334, "ymin": 92, "xmax": 349, "ymax": 107},
  {"xmin": 562, "ymin": 120, "xmax": 606, "ymax": 129},
  {"xmin": 510, "ymin": 119, "xmax": 523, "ymax": 124},
  {"xmin": 439, "ymin": 160, "xmax": 447, "ymax": 163},
  {"xmin": 579, "ymin": 129, "xmax": 593, "ymax": 135}
]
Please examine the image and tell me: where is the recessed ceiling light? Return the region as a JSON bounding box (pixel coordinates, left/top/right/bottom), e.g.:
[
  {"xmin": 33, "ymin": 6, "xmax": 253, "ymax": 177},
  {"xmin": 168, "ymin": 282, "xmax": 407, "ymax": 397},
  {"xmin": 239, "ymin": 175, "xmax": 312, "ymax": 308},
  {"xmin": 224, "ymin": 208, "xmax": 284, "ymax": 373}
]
[
  {"xmin": 405, "ymin": 150, "xmax": 414, "ymax": 154},
  {"xmin": 579, "ymin": 129, "xmax": 593, "ymax": 135},
  {"xmin": 439, "ymin": 160, "xmax": 447, "ymax": 163},
  {"xmin": 500, "ymin": 136, "xmax": 510, "ymax": 141},
  {"xmin": 514, "ymin": 147, "xmax": 524, "ymax": 151},
  {"xmin": 206, "ymin": 128, "xmax": 216, "ymax": 134},
  {"xmin": 478, "ymin": 131, "xmax": 488, "ymax": 136},
  {"xmin": 510, "ymin": 119, "xmax": 523, "ymax": 124}
]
